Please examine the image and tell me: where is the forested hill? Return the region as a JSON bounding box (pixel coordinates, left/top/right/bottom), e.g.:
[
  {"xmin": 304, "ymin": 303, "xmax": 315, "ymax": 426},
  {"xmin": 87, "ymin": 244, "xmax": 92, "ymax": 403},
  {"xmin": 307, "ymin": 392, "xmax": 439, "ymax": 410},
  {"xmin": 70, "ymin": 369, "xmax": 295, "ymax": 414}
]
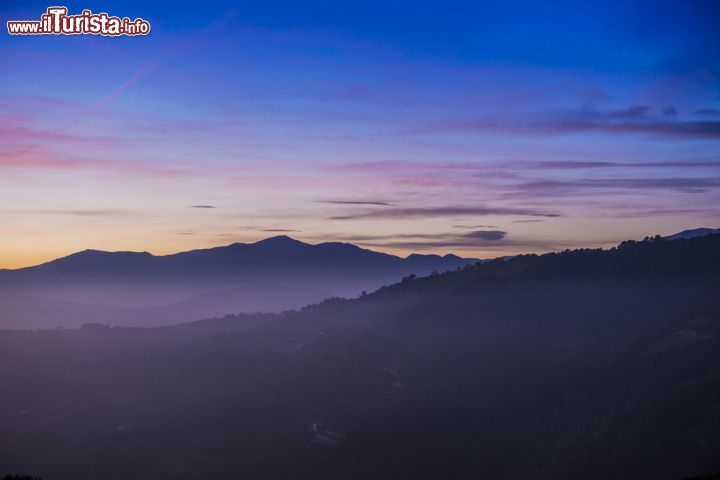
[
  {"xmin": 281, "ymin": 232, "xmax": 720, "ymax": 317},
  {"xmin": 1, "ymin": 234, "xmax": 719, "ymax": 479}
]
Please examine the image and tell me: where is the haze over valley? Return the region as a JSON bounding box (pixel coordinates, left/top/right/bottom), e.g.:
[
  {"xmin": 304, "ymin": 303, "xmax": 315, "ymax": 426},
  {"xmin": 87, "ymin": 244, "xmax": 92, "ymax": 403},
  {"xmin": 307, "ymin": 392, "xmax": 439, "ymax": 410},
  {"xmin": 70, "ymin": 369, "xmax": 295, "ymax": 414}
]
[
  {"xmin": 2, "ymin": 232, "xmax": 719, "ymax": 479},
  {"xmin": 0, "ymin": 235, "xmax": 475, "ymax": 329}
]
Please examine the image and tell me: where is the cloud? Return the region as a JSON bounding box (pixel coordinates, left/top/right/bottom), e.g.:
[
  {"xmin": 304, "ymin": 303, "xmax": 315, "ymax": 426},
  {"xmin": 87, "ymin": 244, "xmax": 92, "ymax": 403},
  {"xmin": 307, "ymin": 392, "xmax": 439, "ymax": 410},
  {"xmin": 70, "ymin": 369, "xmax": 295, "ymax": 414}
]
[
  {"xmin": 0, "ymin": 125, "xmax": 117, "ymax": 154},
  {"xmin": 329, "ymin": 205, "xmax": 560, "ymax": 220},
  {"xmin": 586, "ymin": 121, "xmax": 720, "ymax": 138},
  {"xmin": 337, "ymin": 160, "xmax": 516, "ymax": 174},
  {"xmin": 394, "ymin": 105, "xmax": 720, "ymax": 139},
  {"xmin": 453, "ymin": 224, "xmax": 499, "ymax": 229},
  {"xmin": 605, "ymin": 105, "xmax": 651, "ymax": 120},
  {"xmin": 608, "ymin": 207, "xmax": 720, "ymax": 219},
  {"xmin": 695, "ymin": 108, "xmax": 720, "ymax": 116},
  {"xmin": 348, "ymin": 230, "xmax": 506, "ymax": 241},
  {"xmin": 338, "ymin": 159, "xmax": 720, "ymax": 174},
  {"xmin": 512, "ymin": 177, "xmax": 720, "ymax": 196},
  {"xmin": 190, "ymin": 205, "xmax": 216, "ymax": 209},
  {"xmin": 59, "ymin": 209, "xmax": 125, "ymax": 216},
  {"xmin": 335, "ymin": 230, "xmax": 507, "ymax": 247},
  {"xmin": 464, "ymin": 230, "xmax": 507, "ymax": 241},
  {"xmin": 5, "ymin": 208, "xmax": 130, "ymax": 217},
  {"xmin": 0, "ymin": 151, "xmax": 89, "ymax": 169},
  {"xmin": 262, "ymin": 228, "xmax": 299, "ymax": 232},
  {"xmin": 520, "ymin": 160, "xmax": 720, "ymax": 170},
  {"xmin": 319, "ymin": 200, "xmax": 393, "ymax": 206},
  {"xmin": 350, "ymin": 230, "xmax": 582, "ymax": 252},
  {"xmin": 1, "ymin": 63, "xmax": 157, "ymax": 160}
]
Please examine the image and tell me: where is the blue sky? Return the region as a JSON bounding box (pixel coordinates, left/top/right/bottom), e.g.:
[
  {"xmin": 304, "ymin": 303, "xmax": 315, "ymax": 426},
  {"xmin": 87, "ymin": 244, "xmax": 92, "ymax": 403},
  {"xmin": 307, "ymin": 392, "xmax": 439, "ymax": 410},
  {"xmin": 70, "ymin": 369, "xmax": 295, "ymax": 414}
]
[{"xmin": 1, "ymin": 0, "xmax": 719, "ymax": 267}]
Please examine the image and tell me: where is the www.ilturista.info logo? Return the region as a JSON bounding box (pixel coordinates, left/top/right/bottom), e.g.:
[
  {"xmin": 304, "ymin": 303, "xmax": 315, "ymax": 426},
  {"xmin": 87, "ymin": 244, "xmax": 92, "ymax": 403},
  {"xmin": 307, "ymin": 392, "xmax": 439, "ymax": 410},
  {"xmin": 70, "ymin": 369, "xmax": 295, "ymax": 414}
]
[{"xmin": 7, "ymin": 6, "xmax": 151, "ymax": 36}]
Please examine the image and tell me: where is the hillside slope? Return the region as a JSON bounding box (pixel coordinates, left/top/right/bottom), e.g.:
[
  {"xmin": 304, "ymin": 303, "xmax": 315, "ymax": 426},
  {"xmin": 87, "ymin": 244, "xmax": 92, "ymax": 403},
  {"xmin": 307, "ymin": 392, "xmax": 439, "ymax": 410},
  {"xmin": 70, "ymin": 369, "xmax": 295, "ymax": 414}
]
[{"xmin": 1, "ymin": 235, "xmax": 719, "ymax": 479}]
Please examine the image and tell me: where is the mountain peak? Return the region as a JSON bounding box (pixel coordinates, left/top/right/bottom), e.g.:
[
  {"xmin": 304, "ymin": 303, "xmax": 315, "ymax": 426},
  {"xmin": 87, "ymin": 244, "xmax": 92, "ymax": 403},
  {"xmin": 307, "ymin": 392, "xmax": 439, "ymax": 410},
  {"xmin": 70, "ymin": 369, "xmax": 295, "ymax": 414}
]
[
  {"xmin": 73, "ymin": 249, "xmax": 153, "ymax": 256},
  {"xmin": 252, "ymin": 235, "xmax": 308, "ymax": 247}
]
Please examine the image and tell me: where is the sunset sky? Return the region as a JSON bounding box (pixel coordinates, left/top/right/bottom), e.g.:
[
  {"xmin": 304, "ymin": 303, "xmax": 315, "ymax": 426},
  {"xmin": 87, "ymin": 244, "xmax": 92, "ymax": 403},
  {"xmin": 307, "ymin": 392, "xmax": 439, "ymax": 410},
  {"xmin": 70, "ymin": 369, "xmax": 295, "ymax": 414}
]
[{"xmin": 1, "ymin": 0, "xmax": 719, "ymax": 268}]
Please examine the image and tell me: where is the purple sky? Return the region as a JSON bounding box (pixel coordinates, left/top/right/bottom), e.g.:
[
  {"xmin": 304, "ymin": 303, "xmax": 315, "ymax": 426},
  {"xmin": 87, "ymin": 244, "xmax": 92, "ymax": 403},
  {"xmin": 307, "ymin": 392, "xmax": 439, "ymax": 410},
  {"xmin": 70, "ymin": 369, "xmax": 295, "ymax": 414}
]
[{"xmin": 1, "ymin": 0, "xmax": 719, "ymax": 267}]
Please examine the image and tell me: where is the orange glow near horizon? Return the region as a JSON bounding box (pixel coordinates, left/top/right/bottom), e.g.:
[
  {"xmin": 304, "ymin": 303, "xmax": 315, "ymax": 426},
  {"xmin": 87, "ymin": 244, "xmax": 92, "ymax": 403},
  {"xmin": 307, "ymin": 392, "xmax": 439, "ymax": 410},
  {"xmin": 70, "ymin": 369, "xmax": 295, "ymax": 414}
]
[{"xmin": 2, "ymin": 2, "xmax": 719, "ymax": 269}]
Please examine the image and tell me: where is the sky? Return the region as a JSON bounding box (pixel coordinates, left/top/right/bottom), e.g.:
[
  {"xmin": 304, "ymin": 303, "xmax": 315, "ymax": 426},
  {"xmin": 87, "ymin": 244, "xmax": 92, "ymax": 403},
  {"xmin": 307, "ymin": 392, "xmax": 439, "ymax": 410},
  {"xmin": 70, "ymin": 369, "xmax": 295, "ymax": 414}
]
[{"xmin": 1, "ymin": 0, "xmax": 719, "ymax": 268}]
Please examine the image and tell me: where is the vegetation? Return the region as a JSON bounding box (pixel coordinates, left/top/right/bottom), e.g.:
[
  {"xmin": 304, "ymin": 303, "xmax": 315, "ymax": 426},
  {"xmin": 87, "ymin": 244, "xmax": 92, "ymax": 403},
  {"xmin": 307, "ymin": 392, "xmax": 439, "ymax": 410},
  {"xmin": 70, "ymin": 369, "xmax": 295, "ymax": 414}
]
[{"xmin": 1, "ymin": 235, "xmax": 719, "ymax": 479}]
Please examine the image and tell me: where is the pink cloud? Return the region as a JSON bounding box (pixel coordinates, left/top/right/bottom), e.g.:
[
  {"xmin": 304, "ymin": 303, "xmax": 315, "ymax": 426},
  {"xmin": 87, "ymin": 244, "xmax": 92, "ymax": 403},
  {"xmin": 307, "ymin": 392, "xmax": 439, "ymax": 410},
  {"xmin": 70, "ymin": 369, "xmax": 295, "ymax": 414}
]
[{"xmin": 392, "ymin": 105, "xmax": 720, "ymax": 139}]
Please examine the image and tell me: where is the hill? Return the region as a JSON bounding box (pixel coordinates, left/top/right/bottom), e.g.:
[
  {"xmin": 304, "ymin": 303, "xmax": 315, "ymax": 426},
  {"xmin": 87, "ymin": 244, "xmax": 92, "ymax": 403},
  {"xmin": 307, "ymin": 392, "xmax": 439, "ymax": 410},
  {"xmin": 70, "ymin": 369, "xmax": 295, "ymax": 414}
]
[
  {"xmin": 0, "ymin": 234, "xmax": 719, "ymax": 479},
  {"xmin": 665, "ymin": 227, "xmax": 720, "ymax": 241}
]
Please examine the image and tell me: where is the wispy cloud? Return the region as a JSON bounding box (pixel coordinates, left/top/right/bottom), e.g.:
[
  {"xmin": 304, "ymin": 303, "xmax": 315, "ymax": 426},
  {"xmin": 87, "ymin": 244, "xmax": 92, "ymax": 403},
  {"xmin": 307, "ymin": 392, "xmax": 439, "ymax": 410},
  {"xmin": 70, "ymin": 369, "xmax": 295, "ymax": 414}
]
[
  {"xmin": 329, "ymin": 205, "xmax": 560, "ymax": 220},
  {"xmin": 512, "ymin": 177, "xmax": 720, "ymax": 196},
  {"xmin": 335, "ymin": 230, "xmax": 506, "ymax": 245},
  {"xmin": 5, "ymin": 208, "xmax": 131, "ymax": 217},
  {"xmin": 394, "ymin": 105, "xmax": 720, "ymax": 139},
  {"xmin": 1, "ymin": 62, "xmax": 157, "ymax": 160},
  {"xmin": 695, "ymin": 108, "xmax": 720, "ymax": 117},
  {"xmin": 510, "ymin": 160, "xmax": 720, "ymax": 170},
  {"xmin": 190, "ymin": 205, "xmax": 216, "ymax": 209},
  {"xmin": 453, "ymin": 224, "xmax": 499, "ymax": 229},
  {"xmin": 338, "ymin": 159, "xmax": 720, "ymax": 174},
  {"xmin": 607, "ymin": 207, "xmax": 720, "ymax": 219},
  {"xmin": 344, "ymin": 229, "xmax": 583, "ymax": 252},
  {"xmin": 319, "ymin": 200, "xmax": 393, "ymax": 206},
  {"xmin": 463, "ymin": 230, "xmax": 507, "ymax": 241}
]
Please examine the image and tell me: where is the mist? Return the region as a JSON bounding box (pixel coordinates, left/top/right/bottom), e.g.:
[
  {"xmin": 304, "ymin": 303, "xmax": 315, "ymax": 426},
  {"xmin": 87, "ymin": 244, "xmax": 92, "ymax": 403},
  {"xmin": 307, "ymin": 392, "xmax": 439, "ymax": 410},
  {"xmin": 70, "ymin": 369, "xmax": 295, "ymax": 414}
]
[{"xmin": 1, "ymin": 234, "xmax": 719, "ymax": 479}]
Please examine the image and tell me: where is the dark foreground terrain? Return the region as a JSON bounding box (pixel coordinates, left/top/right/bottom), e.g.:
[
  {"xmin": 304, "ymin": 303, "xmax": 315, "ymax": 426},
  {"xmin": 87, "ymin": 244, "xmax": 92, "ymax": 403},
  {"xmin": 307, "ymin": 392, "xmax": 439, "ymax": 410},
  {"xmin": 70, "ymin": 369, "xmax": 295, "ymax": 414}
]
[{"xmin": 1, "ymin": 235, "xmax": 720, "ymax": 479}]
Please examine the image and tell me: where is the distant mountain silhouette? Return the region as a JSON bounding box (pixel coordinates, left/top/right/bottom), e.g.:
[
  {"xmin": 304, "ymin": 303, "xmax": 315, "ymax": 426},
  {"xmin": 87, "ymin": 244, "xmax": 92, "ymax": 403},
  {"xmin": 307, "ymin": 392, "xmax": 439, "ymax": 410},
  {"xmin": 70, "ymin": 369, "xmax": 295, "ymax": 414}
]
[
  {"xmin": 664, "ymin": 227, "xmax": 720, "ymax": 241},
  {"xmin": 2, "ymin": 233, "xmax": 719, "ymax": 479},
  {"xmin": 0, "ymin": 236, "xmax": 475, "ymax": 287},
  {"xmin": 0, "ymin": 236, "xmax": 476, "ymax": 329}
]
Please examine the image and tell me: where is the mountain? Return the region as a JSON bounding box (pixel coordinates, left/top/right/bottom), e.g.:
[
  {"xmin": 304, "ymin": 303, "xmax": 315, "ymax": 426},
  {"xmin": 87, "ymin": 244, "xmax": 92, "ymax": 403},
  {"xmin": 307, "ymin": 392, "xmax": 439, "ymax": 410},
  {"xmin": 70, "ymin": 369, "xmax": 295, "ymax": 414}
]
[
  {"xmin": 0, "ymin": 236, "xmax": 476, "ymax": 329},
  {"xmin": 0, "ymin": 236, "xmax": 474, "ymax": 291},
  {"xmin": 1, "ymin": 234, "xmax": 719, "ymax": 479},
  {"xmin": 665, "ymin": 227, "xmax": 720, "ymax": 241}
]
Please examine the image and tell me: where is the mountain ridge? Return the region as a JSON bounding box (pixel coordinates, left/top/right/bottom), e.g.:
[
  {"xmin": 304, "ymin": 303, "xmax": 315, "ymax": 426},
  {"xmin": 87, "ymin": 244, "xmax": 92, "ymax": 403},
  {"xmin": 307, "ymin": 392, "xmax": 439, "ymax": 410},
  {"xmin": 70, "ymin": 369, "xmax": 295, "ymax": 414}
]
[
  {"xmin": 664, "ymin": 227, "xmax": 720, "ymax": 241},
  {"xmin": 2, "ymin": 235, "xmax": 472, "ymax": 273},
  {"xmin": 0, "ymin": 235, "xmax": 479, "ymax": 326},
  {"xmin": 6, "ymin": 227, "xmax": 718, "ymax": 274},
  {"xmin": 3, "ymin": 231, "xmax": 718, "ymax": 478}
]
